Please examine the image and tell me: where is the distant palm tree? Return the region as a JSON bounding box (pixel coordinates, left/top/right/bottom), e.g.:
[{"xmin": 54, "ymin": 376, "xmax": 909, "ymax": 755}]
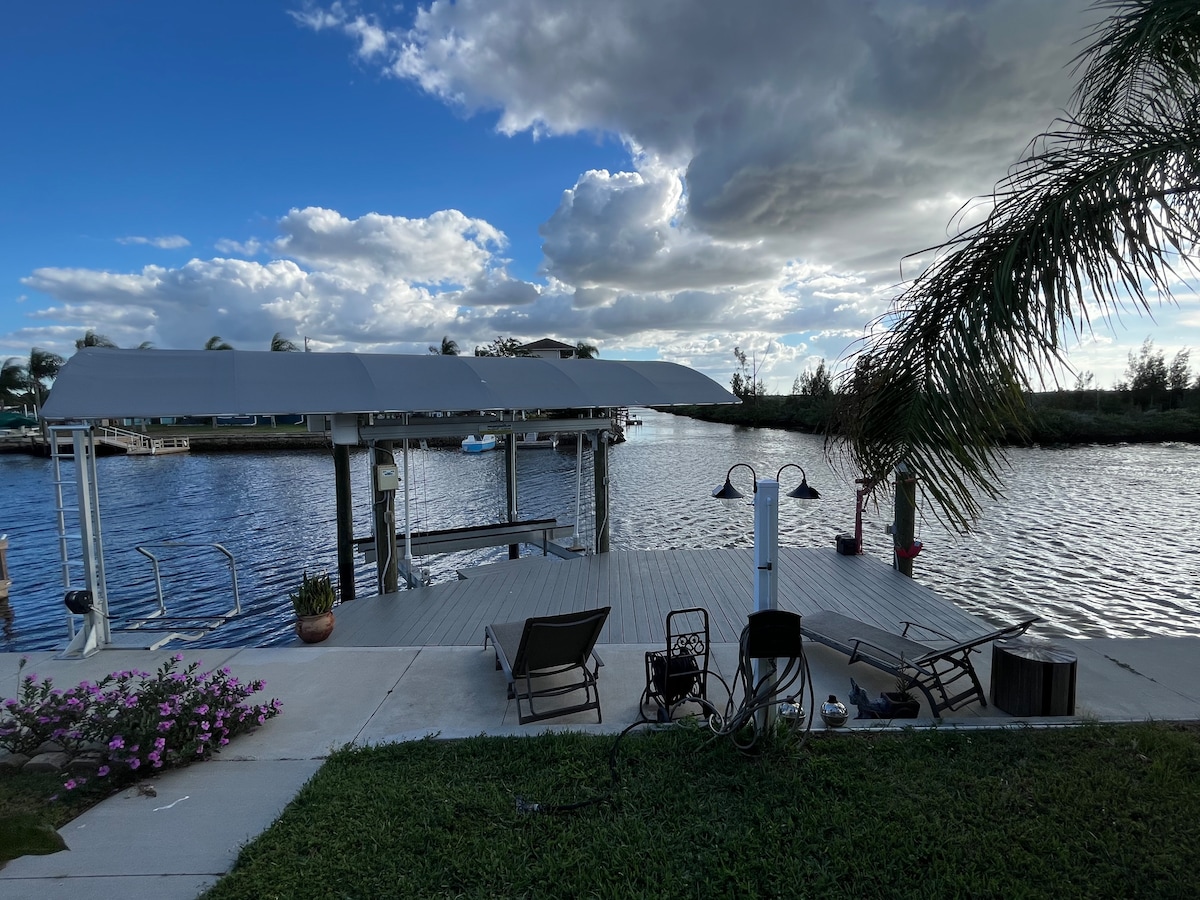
[
  {"xmin": 270, "ymin": 332, "xmax": 299, "ymax": 352},
  {"xmin": 428, "ymin": 335, "xmax": 460, "ymax": 355},
  {"xmin": 25, "ymin": 347, "xmax": 65, "ymax": 411},
  {"xmin": 75, "ymin": 330, "xmax": 118, "ymax": 350},
  {"xmin": 1, "ymin": 357, "xmax": 28, "ymax": 407},
  {"xmin": 835, "ymin": 0, "xmax": 1200, "ymax": 531},
  {"xmin": 205, "ymin": 336, "xmax": 234, "ymax": 351},
  {"xmin": 574, "ymin": 341, "xmax": 599, "ymax": 360}
]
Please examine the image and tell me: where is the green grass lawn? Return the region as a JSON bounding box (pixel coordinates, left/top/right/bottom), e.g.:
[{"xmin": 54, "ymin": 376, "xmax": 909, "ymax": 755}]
[{"xmin": 200, "ymin": 723, "xmax": 1200, "ymax": 900}]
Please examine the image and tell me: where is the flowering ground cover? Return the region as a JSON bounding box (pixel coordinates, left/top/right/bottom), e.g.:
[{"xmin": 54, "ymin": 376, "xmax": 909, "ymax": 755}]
[{"xmin": 0, "ymin": 655, "xmax": 281, "ymax": 864}]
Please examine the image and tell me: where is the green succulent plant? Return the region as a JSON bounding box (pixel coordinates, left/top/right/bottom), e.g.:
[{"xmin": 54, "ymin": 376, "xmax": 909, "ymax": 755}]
[{"xmin": 290, "ymin": 572, "xmax": 336, "ymax": 617}]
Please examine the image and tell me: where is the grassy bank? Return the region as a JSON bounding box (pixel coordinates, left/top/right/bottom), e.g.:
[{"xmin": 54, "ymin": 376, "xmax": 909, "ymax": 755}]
[
  {"xmin": 668, "ymin": 389, "xmax": 1200, "ymax": 445},
  {"xmin": 203, "ymin": 724, "xmax": 1200, "ymax": 899}
]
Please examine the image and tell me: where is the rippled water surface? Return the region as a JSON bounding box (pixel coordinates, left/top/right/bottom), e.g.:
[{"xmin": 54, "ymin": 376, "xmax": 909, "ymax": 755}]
[{"xmin": 2, "ymin": 410, "xmax": 1198, "ymax": 651}]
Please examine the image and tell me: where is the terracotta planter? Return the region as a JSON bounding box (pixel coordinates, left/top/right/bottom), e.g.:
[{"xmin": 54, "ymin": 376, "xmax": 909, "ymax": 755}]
[{"xmin": 295, "ymin": 611, "xmax": 335, "ymax": 644}]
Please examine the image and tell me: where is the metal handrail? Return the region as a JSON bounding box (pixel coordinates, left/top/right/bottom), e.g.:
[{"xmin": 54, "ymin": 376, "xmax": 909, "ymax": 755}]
[{"xmin": 129, "ymin": 542, "xmax": 241, "ymax": 635}]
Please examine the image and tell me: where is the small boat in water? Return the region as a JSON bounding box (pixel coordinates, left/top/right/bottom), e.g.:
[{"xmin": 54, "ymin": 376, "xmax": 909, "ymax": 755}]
[{"xmin": 461, "ymin": 434, "xmax": 498, "ymax": 453}]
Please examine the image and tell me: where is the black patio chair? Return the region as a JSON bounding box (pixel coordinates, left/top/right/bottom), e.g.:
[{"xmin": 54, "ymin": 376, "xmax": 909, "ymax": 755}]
[{"xmin": 484, "ymin": 606, "xmax": 611, "ymax": 725}]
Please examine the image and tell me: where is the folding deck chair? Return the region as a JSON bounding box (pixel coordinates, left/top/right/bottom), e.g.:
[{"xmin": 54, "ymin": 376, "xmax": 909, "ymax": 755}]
[
  {"xmin": 484, "ymin": 606, "xmax": 611, "ymax": 725},
  {"xmin": 799, "ymin": 610, "xmax": 1039, "ymax": 718}
]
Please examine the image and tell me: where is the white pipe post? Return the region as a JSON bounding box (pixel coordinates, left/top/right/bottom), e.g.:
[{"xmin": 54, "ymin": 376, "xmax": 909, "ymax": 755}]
[
  {"xmin": 753, "ymin": 479, "xmax": 779, "ymax": 732},
  {"xmin": 403, "ymin": 438, "xmax": 413, "ymax": 586},
  {"xmin": 64, "ymin": 427, "xmax": 108, "ymax": 656}
]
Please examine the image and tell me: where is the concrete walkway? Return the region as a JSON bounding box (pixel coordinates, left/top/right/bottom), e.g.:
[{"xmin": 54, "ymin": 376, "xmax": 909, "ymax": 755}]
[{"xmin": 3, "ymin": 635, "xmax": 1200, "ymax": 898}]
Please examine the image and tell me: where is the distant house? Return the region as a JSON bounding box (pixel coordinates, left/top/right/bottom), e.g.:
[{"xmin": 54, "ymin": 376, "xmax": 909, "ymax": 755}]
[{"xmin": 519, "ymin": 338, "xmax": 577, "ymax": 360}]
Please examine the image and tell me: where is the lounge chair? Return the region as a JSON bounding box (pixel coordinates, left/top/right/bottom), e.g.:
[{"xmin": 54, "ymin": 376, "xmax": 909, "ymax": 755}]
[
  {"xmin": 484, "ymin": 606, "xmax": 611, "ymax": 724},
  {"xmin": 799, "ymin": 610, "xmax": 1039, "ymax": 718}
]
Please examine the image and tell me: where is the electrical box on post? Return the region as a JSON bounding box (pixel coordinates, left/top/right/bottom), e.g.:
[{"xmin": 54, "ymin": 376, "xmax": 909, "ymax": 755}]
[{"xmin": 375, "ymin": 464, "xmax": 400, "ymax": 492}]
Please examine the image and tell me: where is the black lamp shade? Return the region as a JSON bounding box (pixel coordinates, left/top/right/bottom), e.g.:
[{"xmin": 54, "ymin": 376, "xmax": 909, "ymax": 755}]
[
  {"xmin": 785, "ymin": 479, "xmax": 820, "ymax": 500},
  {"xmin": 712, "ymin": 479, "xmax": 745, "ymax": 501}
]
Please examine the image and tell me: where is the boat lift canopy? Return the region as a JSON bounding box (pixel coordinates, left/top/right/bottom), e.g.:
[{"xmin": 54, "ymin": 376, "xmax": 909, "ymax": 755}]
[{"xmin": 42, "ymin": 349, "xmax": 736, "ymax": 420}]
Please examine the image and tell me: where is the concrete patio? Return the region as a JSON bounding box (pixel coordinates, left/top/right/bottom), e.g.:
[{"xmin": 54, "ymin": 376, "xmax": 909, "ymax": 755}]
[{"xmin": 3, "ymin": 632, "xmax": 1200, "ymax": 899}]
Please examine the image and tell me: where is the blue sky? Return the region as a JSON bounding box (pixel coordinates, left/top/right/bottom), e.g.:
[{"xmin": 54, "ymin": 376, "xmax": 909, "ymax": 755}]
[{"xmin": 3, "ymin": 0, "xmax": 1196, "ymax": 390}]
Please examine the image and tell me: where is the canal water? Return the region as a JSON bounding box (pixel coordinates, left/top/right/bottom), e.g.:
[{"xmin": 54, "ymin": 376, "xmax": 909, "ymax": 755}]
[{"xmin": 2, "ymin": 409, "xmax": 1198, "ymax": 652}]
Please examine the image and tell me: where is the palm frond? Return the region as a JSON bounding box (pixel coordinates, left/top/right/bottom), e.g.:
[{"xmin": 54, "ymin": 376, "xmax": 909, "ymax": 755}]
[
  {"xmin": 1074, "ymin": 0, "xmax": 1200, "ymax": 125},
  {"xmin": 835, "ymin": 104, "xmax": 1200, "ymax": 531}
]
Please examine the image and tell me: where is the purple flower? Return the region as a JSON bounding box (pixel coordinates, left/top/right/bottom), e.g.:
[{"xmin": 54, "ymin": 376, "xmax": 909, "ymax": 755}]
[
  {"xmin": 108, "ymin": 736, "xmax": 125, "ymax": 750},
  {"xmin": 64, "ymin": 779, "xmax": 78, "ymax": 790},
  {"xmin": 97, "ymin": 765, "xmax": 110, "ymax": 777},
  {"xmin": 158, "ymin": 702, "xmax": 173, "ymax": 716},
  {"xmin": 158, "ymin": 720, "xmax": 174, "ymax": 732},
  {"xmin": 129, "ymin": 757, "xmax": 141, "ymax": 770}
]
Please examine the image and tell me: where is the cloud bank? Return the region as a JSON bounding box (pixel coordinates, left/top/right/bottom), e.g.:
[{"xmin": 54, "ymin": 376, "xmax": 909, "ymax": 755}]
[{"xmin": 13, "ymin": 0, "xmax": 1181, "ymax": 387}]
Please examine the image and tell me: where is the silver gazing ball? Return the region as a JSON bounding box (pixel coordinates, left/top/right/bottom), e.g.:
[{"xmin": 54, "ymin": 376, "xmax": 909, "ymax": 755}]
[{"xmin": 820, "ymin": 694, "xmax": 849, "ymax": 727}]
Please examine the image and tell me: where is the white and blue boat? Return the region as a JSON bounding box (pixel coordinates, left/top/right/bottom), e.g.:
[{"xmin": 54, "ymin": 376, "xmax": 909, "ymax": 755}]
[{"xmin": 461, "ymin": 433, "xmax": 498, "ymax": 453}]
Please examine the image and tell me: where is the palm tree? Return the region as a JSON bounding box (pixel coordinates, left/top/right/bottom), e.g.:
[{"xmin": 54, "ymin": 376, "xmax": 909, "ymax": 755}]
[
  {"xmin": 205, "ymin": 336, "xmax": 234, "ymax": 351},
  {"xmin": 25, "ymin": 347, "xmax": 65, "ymax": 411},
  {"xmin": 1, "ymin": 357, "xmax": 28, "ymax": 407},
  {"xmin": 428, "ymin": 336, "xmax": 460, "ymax": 356},
  {"xmin": 834, "ymin": 0, "xmax": 1200, "ymax": 532},
  {"xmin": 75, "ymin": 330, "xmax": 118, "ymax": 350},
  {"xmin": 574, "ymin": 341, "xmax": 599, "ymax": 360},
  {"xmin": 270, "ymin": 332, "xmax": 299, "ymax": 352}
]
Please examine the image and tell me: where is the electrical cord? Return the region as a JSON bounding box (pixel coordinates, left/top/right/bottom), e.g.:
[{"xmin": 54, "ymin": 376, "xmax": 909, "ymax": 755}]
[{"xmin": 515, "ymin": 625, "xmax": 815, "ymax": 815}]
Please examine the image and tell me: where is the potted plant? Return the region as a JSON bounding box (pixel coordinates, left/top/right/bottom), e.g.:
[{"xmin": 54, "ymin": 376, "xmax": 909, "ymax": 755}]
[
  {"xmin": 879, "ymin": 677, "xmax": 921, "ymax": 719},
  {"xmin": 290, "ymin": 571, "xmax": 336, "ymax": 643}
]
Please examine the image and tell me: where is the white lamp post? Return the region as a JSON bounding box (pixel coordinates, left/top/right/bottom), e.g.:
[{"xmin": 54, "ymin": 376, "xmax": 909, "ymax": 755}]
[{"xmin": 712, "ymin": 463, "xmax": 820, "ymax": 730}]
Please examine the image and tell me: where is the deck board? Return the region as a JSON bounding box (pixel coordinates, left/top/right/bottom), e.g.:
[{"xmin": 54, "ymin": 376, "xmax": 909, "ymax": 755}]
[{"xmin": 321, "ymin": 548, "xmax": 994, "ymax": 650}]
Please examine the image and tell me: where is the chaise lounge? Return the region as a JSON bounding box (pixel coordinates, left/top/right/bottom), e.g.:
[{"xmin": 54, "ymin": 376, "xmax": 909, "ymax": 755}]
[
  {"xmin": 799, "ymin": 609, "xmax": 1039, "ymax": 718},
  {"xmin": 484, "ymin": 606, "xmax": 611, "ymax": 725}
]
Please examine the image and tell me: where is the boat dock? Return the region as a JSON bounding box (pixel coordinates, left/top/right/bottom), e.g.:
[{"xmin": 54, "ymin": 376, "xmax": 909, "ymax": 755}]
[{"xmin": 323, "ymin": 547, "xmax": 993, "ymax": 648}]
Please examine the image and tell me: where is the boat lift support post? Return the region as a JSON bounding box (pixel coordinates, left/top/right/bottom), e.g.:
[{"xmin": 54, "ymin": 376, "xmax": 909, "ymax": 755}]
[{"xmin": 57, "ymin": 425, "xmax": 111, "ymax": 658}]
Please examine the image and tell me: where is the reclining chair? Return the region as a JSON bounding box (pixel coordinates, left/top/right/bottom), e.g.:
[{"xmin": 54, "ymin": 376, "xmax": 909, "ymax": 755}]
[{"xmin": 484, "ymin": 606, "xmax": 611, "ymax": 725}]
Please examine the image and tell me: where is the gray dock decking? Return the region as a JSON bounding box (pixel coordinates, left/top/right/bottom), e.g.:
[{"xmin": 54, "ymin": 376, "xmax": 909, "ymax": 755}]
[{"xmin": 321, "ymin": 548, "xmax": 995, "ymax": 648}]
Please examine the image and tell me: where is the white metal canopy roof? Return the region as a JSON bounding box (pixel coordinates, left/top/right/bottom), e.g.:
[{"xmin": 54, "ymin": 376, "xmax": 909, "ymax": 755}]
[{"xmin": 42, "ymin": 348, "xmax": 738, "ymax": 420}]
